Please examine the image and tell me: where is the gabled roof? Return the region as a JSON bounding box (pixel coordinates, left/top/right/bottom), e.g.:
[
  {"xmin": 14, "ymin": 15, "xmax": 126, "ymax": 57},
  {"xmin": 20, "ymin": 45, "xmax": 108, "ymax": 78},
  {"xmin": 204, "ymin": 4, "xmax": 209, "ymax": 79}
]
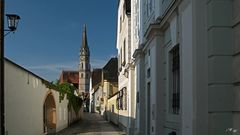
[{"xmin": 59, "ymin": 71, "xmax": 79, "ymax": 84}]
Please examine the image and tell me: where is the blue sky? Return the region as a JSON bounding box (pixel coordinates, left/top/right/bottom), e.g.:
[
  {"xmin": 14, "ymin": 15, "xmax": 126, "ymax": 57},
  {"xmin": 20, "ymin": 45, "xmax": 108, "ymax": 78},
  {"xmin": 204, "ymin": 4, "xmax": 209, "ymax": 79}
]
[{"xmin": 5, "ymin": 0, "xmax": 118, "ymax": 81}]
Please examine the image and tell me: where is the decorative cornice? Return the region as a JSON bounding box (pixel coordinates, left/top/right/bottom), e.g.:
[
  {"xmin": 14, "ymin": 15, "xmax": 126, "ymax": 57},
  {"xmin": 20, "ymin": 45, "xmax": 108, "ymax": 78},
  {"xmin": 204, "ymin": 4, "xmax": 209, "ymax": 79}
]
[
  {"xmin": 133, "ymin": 47, "xmax": 143, "ymax": 59},
  {"xmin": 144, "ymin": 0, "xmax": 180, "ymax": 40},
  {"xmin": 144, "ymin": 22, "xmax": 161, "ymax": 40}
]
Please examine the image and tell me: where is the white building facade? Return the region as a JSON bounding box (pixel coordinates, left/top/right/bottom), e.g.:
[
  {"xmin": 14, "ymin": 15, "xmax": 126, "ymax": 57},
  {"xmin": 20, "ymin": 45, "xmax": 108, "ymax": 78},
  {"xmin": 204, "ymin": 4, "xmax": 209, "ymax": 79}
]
[
  {"xmin": 116, "ymin": 0, "xmax": 136, "ymax": 134},
  {"xmin": 132, "ymin": 0, "xmax": 240, "ymax": 135}
]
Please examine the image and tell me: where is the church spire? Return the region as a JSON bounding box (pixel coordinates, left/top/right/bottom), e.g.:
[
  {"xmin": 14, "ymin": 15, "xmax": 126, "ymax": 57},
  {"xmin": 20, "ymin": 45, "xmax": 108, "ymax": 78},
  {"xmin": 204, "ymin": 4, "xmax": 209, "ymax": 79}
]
[
  {"xmin": 79, "ymin": 24, "xmax": 91, "ymax": 94},
  {"xmin": 80, "ymin": 24, "xmax": 89, "ymax": 56}
]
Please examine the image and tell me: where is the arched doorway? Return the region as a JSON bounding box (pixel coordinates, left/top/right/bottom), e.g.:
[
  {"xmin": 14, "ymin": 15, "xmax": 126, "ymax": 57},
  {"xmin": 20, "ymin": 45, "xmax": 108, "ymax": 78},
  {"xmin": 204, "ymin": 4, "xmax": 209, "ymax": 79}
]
[{"xmin": 43, "ymin": 93, "xmax": 56, "ymax": 134}]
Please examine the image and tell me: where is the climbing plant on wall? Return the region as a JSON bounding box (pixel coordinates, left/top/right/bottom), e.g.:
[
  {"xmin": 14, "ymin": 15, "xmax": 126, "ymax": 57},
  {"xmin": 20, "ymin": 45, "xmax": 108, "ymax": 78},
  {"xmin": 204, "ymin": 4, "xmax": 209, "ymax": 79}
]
[{"xmin": 43, "ymin": 80, "xmax": 83, "ymax": 116}]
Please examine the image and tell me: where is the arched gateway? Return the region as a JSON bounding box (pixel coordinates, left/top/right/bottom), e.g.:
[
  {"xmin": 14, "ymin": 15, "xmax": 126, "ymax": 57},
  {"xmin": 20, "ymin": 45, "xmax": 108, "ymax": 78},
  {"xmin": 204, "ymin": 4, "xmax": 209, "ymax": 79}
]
[{"xmin": 43, "ymin": 92, "xmax": 56, "ymax": 134}]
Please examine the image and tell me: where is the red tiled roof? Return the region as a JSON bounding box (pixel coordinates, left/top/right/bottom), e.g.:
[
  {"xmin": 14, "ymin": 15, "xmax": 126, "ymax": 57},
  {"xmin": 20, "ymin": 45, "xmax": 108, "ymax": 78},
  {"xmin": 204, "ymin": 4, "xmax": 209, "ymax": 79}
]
[{"xmin": 59, "ymin": 71, "xmax": 79, "ymax": 84}]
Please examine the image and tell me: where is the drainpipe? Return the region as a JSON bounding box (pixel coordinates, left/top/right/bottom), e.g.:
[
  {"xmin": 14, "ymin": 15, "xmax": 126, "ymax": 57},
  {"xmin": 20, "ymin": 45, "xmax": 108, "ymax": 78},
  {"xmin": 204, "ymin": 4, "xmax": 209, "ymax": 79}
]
[{"xmin": 0, "ymin": 0, "xmax": 5, "ymax": 134}]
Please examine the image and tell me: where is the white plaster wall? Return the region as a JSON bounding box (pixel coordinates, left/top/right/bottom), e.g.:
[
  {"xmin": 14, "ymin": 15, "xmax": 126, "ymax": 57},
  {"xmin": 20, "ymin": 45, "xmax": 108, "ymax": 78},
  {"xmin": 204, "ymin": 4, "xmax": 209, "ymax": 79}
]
[
  {"xmin": 134, "ymin": 53, "xmax": 146, "ymax": 135},
  {"xmin": 180, "ymin": 2, "xmax": 193, "ymax": 135},
  {"xmin": 4, "ymin": 60, "xmax": 68, "ymax": 135},
  {"xmin": 93, "ymin": 87, "xmax": 102, "ymax": 113},
  {"xmin": 54, "ymin": 92, "xmax": 68, "ymax": 132},
  {"xmin": 117, "ymin": 0, "xmax": 131, "ymax": 131},
  {"xmin": 107, "ymin": 95, "xmax": 119, "ymax": 125}
]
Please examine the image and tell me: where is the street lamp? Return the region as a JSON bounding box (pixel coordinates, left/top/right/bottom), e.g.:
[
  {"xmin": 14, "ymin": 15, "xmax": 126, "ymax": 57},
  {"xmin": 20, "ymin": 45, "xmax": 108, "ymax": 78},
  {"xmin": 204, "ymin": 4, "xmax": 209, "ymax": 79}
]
[
  {"xmin": 0, "ymin": 1, "xmax": 21, "ymax": 133},
  {"xmin": 6, "ymin": 14, "xmax": 20, "ymax": 31},
  {"xmin": 5, "ymin": 14, "xmax": 21, "ymax": 36}
]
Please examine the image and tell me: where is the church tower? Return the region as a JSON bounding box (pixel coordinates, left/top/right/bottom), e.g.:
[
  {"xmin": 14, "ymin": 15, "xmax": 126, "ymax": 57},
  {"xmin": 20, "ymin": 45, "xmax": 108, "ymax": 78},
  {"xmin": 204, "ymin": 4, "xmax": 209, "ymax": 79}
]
[{"xmin": 79, "ymin": 25, "xmax": 90, "ymax": 93}]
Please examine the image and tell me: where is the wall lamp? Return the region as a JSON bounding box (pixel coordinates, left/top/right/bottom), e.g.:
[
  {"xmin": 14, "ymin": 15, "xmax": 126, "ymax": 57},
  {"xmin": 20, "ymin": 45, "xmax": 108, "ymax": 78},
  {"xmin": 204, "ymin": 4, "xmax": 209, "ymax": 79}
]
[{"xmin": 4, "ymin": 14, "xmax": 20, "ymax": 36}]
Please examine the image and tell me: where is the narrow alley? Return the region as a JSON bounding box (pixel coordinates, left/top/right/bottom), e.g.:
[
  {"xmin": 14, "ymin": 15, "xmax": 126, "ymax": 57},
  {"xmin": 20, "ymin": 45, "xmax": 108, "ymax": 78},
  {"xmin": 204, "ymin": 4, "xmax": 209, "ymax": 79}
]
[{"xmin": 56, "ymin": 113, "xmax": 126, "ymax": 135}]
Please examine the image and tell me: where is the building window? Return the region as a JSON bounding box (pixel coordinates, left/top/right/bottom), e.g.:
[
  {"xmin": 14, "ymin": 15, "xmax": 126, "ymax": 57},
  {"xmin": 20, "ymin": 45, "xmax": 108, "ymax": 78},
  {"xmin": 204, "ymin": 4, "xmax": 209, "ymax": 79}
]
[
  {"xmin": 147, "ymin": 68, "xmax": 151, "ymax": 78},
  {"xmin": 81, "ymin": 73, "xmax": 83, "ymax": 78},
  {"xmin": 144, "ymin": 0, "xmax": 153, "ymax": 17},
  {"xmin": 148, "ymin": 0, "xmax": 153, "ymax": 16},
  {"xmin": 122, "ymin": 40, "xmax": 126, "ymax": 66},
  {"xmin": 120, "ymin": 16, "xmax": 122, "ymax": 32},
  {"xmin": 118, "ymin": 54, "xmax": 122, "ymax": 72},
  {"xmin": 116, "ymin": 88, "xmax": 127, "ymax": 110},
  {"xmin": 117, "ymin": 92, "xmax": 123, "ymax": 110},
  {"xmin": 169, "ymin": 131, "xmax": 176, "ymax": 135},
  {"xmin": 170, "ymin": 45, "xmax": 180, "ymax": 114},
  {"xmin": 112, "ymin": 105, "xmax": 114, "ymax": 113},
  {"xmin": 123, "ymin": 2, "xmax": 125, "ymax": 21},
  {"xmin": 162, "ymin": 0, "xmax": 174, "ymax": 15},
  {"xmin": 125, "ymin": 0, "xmax": 131, "ymax": 15},
  {"xmin": 147, "ymin": 82, "xmax": 151, "ymax": 134},
  {"xmin": 109, "ymin": 85, "xmax": 113, "ymax": 97},
  {"xmin": 120, "ymin": 48, "xmax": 123, "ymax": 65},
  {"xmin": 123, "ymin": 88, "xmax": 127, "ymax": 110},
  {"xmin": 137, "ymin": 91, "xmax": 139, "ymax": 103}
]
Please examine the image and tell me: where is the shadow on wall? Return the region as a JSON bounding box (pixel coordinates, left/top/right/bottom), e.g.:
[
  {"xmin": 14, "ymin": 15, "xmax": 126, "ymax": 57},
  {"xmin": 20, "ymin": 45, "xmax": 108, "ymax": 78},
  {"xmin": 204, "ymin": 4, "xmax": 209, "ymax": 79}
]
[
  {"xmin": 68, "ymin": 106, "xmax": 84, "ymax": 125},
  {"xmin": 104, "ymin": 110, "xmax": 136, "ymax": 134}
]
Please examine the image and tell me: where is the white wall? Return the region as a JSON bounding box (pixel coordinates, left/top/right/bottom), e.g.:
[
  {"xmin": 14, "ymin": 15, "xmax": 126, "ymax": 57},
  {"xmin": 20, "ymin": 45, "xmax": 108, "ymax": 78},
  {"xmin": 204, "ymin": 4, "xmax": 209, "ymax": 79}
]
[
  {"xmin": 180, "ymin": 2, "xmax": 193, "ymax": 135},
  {"xmin": 4, "ymin": 59, "xmax": 68, "ymax": 135},
  {"xmin": 107, "ymin": 94, "xmax": 119, "ymax": 125},
  {"xmin": 117, "ymin": 0, "xmax": 132, "ymax": 132},
  {"xmin": 54, "ymin": 91, "xmax": 68, "ymax": 132}
]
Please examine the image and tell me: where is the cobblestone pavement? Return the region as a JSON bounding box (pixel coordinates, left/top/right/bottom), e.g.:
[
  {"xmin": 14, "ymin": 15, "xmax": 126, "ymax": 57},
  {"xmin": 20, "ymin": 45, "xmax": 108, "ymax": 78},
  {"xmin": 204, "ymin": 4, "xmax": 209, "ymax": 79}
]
[{"xmin": 56, "ymin": 113, "xmax": 126, "ymax": 135}]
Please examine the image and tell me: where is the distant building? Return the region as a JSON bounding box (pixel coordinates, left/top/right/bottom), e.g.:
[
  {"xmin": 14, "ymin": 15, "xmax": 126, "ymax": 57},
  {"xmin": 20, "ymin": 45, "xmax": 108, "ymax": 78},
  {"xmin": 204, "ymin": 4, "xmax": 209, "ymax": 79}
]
[
  {"xmin": 77, "ymin": 25, "xmax": 91, "ymax": 113},
  {"xmin": 59, "ymin": 25, "xmax": 91, "ymax": 112},
  {"xmin": 102, "ymin": 58, "xmax": 118, "ymax": 118},
  {"xmin": 59, "ymin": 71, "xmax": 79, "ymax": 88},
  {"xmin": 90, "ymin": 58, "xmax": 118, "ymax": 116},
  {"xmin": 91, "ymin": 69, "xmax": 102, "ymax": 88},
  {"xmin": 90, "ymin": 69, "xmax": 102, "ymax": 113}
]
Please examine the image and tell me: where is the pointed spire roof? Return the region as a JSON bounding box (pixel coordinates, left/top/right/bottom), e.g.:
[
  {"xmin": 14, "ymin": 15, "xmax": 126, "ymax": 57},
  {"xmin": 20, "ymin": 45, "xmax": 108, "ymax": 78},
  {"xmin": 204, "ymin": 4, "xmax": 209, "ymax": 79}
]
[{"xmin": 80, "ymin": 24, "xmax": 89, "ymax": 56}]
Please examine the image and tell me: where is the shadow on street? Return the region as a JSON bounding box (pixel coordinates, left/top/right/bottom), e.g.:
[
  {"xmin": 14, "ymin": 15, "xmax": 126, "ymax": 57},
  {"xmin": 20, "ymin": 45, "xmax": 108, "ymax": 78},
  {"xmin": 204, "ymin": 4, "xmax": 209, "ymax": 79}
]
[{"xmin": 56, "ymin": 112, "xmax": 126, "ymax": 135}]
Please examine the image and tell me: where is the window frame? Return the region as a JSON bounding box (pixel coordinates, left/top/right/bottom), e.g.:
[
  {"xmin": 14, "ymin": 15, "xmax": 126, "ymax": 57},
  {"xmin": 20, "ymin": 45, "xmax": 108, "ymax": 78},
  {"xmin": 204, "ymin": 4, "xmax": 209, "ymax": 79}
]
[
  {"xmin": 116, "ymin": 87, "xmax": 127, "ymax": 110},
  {"xmin": 165, "ymin": 43, "xmax": 181, "ymax": 123},
  {"xmin": 169, "ymin": 45, "xmax": 180, "ymax": 114}
]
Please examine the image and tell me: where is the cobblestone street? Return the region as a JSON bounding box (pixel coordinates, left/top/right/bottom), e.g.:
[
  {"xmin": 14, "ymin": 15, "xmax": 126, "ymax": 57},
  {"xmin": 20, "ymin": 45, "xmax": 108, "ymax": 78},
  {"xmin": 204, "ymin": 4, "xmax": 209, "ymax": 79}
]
[{"xmin": 56, "ymin": 113, "xmax": 126, "ymax": 135}]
